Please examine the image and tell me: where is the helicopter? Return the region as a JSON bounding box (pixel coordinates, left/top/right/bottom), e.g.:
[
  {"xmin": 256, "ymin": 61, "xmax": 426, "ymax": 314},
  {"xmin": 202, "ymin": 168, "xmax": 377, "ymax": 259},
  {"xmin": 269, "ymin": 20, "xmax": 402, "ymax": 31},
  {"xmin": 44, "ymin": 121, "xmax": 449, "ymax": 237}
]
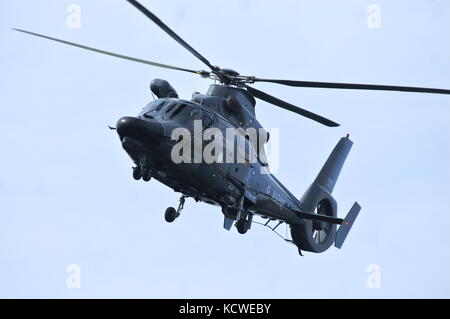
[{"xmin": 13, "ymin": 0, "xmax": 450, "ymax": 256}]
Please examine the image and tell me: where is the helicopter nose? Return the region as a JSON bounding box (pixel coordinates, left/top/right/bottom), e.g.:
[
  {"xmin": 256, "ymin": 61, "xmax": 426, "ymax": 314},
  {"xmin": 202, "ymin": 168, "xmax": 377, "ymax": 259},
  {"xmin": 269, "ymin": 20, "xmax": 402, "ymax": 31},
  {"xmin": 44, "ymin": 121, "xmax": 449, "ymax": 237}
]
[{"xmin": 116, "ymin": 116, "xmax": 164, "ymax": 144}]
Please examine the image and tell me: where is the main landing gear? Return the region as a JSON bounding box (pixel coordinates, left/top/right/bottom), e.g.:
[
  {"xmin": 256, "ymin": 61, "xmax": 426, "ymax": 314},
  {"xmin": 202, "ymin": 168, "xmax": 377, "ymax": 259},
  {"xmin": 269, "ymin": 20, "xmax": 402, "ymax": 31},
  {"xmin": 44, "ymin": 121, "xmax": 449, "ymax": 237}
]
[
  {"xmin": 222, "ymin": 197, "xmax": 253, "ymax": 234},
  {"xmin": 165, "ymin": 195, "xmax": 186, "ymax": 223},
  {"xmin": 235, "ymin": 210, "xmax": 253, "ymax": 234}
]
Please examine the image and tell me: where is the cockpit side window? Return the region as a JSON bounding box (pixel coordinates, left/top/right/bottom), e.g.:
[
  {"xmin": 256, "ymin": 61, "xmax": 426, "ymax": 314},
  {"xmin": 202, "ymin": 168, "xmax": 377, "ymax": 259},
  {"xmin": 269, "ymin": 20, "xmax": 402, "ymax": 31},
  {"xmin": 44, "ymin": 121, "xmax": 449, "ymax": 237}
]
[
  {"xmin": 168, "ymin": 104, "xmax": 187, "ymax": 119},
  {"xmin": 161, "ymin": 101, "xmax": 177, "ymax": 119},
  {"xmin": 154, "ymin": 103, "xmax": 164, "ymax": 112},
  {"xmin": 164, "ymin": 102, "xmax": 176, "ymax": 114}
]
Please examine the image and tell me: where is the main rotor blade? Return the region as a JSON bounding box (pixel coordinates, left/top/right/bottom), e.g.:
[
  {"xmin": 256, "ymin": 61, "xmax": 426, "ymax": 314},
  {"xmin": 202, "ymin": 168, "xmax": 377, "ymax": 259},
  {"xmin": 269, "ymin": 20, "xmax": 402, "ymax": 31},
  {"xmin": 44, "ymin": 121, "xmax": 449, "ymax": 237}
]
[
  {"xmin": 250, "ymin": 78, "xmax": 450, "ymax": 95},
  {"xmin": 13, "ymin": 28, "xmax": 203, "ymax": 75},
  {"xmin": 126, "ymin": 0, "xmax": 217, "ymax": 72},
  {"xmin": 244, "ymin": 85, "xmax": 339, "ymax": 127}
]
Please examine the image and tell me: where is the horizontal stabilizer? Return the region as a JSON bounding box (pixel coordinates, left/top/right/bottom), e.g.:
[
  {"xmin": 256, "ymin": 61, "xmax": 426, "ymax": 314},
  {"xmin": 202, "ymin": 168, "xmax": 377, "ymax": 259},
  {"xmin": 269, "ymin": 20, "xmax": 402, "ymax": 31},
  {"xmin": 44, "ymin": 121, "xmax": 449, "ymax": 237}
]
[
  {"xmin": 335, "ymin": 202, "xmax": 361, "ymax": 249},
  {"xmin": 296, "ymin": 210, "xmax": 343, "ymax": 224}
]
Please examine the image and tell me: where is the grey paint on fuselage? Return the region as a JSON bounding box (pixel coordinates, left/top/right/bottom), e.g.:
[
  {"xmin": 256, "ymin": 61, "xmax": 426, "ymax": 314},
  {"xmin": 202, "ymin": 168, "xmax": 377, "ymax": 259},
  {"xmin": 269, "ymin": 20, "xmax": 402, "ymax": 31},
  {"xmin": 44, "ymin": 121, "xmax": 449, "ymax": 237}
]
[{"xmin": 128, "ymin": 96, "xmax": 302, "ymax": 222}]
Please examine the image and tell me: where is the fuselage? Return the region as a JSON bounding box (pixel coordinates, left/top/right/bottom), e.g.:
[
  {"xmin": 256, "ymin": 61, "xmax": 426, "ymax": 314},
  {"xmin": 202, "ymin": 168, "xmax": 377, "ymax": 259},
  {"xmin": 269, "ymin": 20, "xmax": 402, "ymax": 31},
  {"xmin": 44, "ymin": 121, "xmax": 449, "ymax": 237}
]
[{"xmin": 116, "ymin": 97, "xmax": 304, "ymax": 224}]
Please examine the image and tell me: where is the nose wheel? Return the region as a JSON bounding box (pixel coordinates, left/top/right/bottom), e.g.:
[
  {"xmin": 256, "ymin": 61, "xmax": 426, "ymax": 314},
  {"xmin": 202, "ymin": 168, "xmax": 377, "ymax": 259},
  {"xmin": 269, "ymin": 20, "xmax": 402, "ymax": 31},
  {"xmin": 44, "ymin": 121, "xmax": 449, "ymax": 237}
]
[
  {"xmin": 165, "ymin": 196, "xmax": 186, "ymax": 223},
  {"xmin": 142, "ymin": 168, "xmax": 152, "ymax": 182},
  {"xmin": 132, "ymin": 166, "xmax": 142, "ymax": 180}
]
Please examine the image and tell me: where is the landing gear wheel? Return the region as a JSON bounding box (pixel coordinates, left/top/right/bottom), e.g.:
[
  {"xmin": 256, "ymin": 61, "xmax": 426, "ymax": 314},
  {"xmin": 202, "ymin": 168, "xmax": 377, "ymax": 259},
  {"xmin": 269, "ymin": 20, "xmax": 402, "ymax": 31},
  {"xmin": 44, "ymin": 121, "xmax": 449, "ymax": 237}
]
[
  {"xmin": 142, "ymin": 169, "xmax": 152, "ymax": 182},
  {"xmin": 165, "ymin": 196, "xmax": 186, "ymax": 223},
  {"xmin": 165, "ymin": 207, "xmax": 177, "ymax": 223},
  {"xmin": 132, "ymin": 166, "xmax": 142, "ymax": 180},
  {"xmin": 235, "ymin": 219, "xmax": 249, "ymax": 234}
]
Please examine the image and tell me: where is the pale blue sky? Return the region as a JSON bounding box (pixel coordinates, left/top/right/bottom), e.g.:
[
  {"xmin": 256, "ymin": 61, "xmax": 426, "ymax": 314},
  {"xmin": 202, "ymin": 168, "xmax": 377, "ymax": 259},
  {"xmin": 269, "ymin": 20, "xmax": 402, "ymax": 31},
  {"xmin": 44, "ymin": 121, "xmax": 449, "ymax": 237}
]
[{"xmin": 1, "ymin": 0, "xmax": 449, "ymax": 298}]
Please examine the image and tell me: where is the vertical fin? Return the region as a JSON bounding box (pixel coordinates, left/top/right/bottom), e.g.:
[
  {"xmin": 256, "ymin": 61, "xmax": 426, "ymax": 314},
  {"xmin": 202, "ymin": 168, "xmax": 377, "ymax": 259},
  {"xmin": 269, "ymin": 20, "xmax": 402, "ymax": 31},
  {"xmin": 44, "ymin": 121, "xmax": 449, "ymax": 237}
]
[
  {"xmin": 314, "ymin": 135, "xmax": 353, "ymax": 194},
  {"xmin": 335, "ymin": 202, "xmax": 361, "ymax": 249}
]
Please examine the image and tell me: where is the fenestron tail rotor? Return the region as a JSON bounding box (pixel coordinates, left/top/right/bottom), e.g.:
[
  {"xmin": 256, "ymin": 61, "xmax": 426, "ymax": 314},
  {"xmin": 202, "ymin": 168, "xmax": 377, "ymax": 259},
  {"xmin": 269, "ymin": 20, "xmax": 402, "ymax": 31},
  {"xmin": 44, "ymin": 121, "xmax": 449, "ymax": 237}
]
[{"xmin": 13, "ymin": 0, "xmax": 450, "ymax": 128}]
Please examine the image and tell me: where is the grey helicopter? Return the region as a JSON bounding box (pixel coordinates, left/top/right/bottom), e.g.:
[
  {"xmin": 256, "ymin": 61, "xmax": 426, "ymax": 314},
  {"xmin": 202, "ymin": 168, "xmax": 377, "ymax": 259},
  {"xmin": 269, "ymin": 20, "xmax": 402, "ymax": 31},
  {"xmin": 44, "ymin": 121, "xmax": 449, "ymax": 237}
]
[{"xmin": 13, "ymin": 0, "xmax": 450, "ymax": 255}]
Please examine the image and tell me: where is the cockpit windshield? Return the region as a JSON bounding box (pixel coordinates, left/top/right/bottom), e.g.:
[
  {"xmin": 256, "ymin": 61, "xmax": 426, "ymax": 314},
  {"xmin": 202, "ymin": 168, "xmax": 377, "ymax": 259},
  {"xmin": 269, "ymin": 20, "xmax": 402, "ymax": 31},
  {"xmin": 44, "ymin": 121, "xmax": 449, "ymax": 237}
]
[
  {"xmin": 138, "ymin": 99, "xmax": 193, "ymax": 120},
  {"xmin": 138, "ymin": 99, "xmax": 166, "ymax": 117}
]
